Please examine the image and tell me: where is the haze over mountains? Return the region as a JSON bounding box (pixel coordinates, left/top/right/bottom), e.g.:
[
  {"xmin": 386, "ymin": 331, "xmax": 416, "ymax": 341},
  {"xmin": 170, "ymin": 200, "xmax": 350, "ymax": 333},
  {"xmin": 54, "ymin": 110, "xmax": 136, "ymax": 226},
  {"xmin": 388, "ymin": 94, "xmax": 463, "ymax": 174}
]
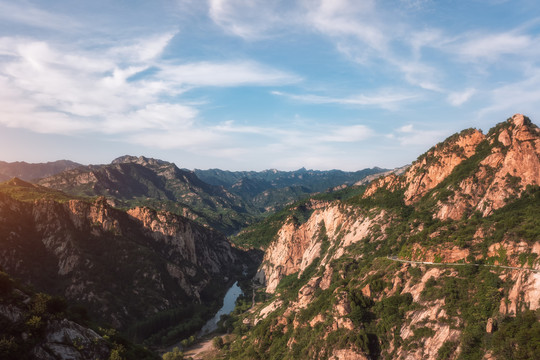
[
  {"xmin": 0, "ymin": 114, "xmax": 539, "ymax": 359},
  {"xmin": 0, "ymin": 160, "xmax": 81, "ymax": 182}
]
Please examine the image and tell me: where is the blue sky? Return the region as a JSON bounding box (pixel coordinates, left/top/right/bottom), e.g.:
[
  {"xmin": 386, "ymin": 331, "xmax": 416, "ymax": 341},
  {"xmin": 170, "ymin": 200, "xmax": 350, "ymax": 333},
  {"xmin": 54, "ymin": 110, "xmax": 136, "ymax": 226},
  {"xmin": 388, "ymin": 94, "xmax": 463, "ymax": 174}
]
[{"xmin": 0, "ymin": 0, "xmax": 539, "ymax": 171}]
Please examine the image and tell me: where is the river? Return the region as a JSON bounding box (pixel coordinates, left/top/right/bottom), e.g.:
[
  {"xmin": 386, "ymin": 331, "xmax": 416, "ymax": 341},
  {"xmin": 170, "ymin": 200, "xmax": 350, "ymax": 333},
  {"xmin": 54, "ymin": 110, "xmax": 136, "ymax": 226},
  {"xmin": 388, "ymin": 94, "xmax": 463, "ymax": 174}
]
[{"xmin": 199, "ymin": 281, "xmax": 243, "ymax": 336}]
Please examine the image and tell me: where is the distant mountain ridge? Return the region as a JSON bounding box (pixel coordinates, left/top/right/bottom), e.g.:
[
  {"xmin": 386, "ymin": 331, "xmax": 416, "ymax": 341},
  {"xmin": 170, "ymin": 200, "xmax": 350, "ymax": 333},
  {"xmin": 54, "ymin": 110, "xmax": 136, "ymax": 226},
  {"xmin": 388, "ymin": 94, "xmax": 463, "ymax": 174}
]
[
  {"xmin": 32, "ymin": 156, "xmax": 388, "ymax": 234},
  {"xmin": 194, "ymin": 166, "xmax": 388, "ymax": 212},
  {"xmin": 0, "ymin": 159, "xmax": 81, "ymax": 181},
  {"xmin": 194, "ymin": 167, "xmax": 387, "ymax": 190}
]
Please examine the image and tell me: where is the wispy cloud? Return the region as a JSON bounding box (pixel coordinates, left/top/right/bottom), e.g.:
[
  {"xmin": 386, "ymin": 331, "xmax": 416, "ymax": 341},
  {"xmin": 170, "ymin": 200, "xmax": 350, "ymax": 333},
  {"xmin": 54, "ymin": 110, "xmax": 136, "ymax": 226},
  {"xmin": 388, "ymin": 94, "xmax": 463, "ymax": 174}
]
[
  {"xmin": 447, "ymin": 88, "xmax": 477, "ymax": 106},
  {"xmin": 208, "ymin": 0, "xmax": 297, "ymax": 40},
  {"xmin": 393, "ymin": 123, "xmax": 446, "ymax": 146},
  {"xmin": 319, "ymin": 125, "xmax": 374, "ymax": 142},
  {"xmin": 478, "ymin": 68, "xmax": 540, "ymax": 120},
  {"xmin": 0, "ymin": 1, "xmax": 80, "ymax": 31},
  {"xmin": 0, "ymin": 33, "xmax": 300, "ymax": 140},
  {"xmin": 160, "ymin": 61, "xmax": 301, "ymax": 87},
  {"xmin": 271, "ymin": 90, "xmax": 417, "ymax": 109},
  {"xmin": 451, "ymin": 32, "xmax": 537, "ymax": 62}
]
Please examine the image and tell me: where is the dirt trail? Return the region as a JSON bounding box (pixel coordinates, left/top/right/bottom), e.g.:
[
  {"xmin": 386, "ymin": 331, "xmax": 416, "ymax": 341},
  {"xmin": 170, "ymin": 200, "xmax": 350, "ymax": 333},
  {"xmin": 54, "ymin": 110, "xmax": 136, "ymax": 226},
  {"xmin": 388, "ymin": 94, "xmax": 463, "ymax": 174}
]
[{"xmin": 183, "ymin": 336, "xmax": 217, "ymax": 360}]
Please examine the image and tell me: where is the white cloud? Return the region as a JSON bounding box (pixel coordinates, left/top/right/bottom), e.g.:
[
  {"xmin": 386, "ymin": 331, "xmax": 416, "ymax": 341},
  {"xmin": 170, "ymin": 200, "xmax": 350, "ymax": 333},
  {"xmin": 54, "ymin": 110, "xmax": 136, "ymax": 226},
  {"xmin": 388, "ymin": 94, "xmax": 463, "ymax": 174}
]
[
  {"xmin": 398, "ymin": 124, "xmax": 414, "ymax": 133},
  {"xmin": 447, "ymin": 88, "xmax": 477, "ymax": 106},
  {"xmin": 394, "ymin": 124, "xmax": 445, "ymax": 146},
  {"xmin": 0, "ymin": 33, "xmax": 300, "ymax": 143},
  {"xmin": 305, "ymin": 0, "xmax": 386, "ymax": 51},
  {"xmin": 478, "ymin": 68, "xmax": 540, "ymax": 120},
  {"xmin": 0, "ymin": 1, "xmax": 80, "ymax": 30},
  {"xmin": 160, "ymin": 61, "xmax": 301, "ymax": 87},
  {"xmin": 453, "ymin": 32, "xmax": 535, "ymax": 61},
  {"xmin": 109, "ymin": 32, "xmax": 177, "ymax": 63},
  {"xmin": 319, "ymin": 125, "xmax": 374, "ymax": 142},
  {"xmin": 208, "ymin": 0, "xmax": 296, "ymax": 39},
  {"xmin": 272, "ymin": 90, "xmax": 417, "ymax": 109}
]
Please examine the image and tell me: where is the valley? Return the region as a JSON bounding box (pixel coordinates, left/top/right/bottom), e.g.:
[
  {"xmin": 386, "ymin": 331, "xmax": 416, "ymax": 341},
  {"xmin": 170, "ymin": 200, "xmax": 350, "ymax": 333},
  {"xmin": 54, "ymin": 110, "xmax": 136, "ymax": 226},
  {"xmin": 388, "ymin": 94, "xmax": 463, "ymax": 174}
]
[{"xmin": 0, "ymin": 114, "xmax": 539, "ymax": 359}]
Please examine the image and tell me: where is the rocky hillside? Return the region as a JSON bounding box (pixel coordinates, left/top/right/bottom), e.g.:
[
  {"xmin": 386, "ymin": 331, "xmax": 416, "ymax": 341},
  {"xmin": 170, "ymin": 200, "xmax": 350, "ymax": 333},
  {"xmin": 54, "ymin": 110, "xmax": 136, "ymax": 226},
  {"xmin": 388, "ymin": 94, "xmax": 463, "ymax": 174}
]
[
  {"xmin": 0, "ymin": 270, "xmax": 159, "ymax": 360},
  {"xmin": 0, "ymin": 160, "xmax": 81, "ymax": 181},
  {"xmin": 37, "ymin": 155, "xmax": 255, "ymax": 235},
  {"xmin": 213, "ymin": 114, "xmax": 540, "ymax": 360},
  {"xmin": 0, "ymin": 182, "xmax": 257, "ymax": 347}
]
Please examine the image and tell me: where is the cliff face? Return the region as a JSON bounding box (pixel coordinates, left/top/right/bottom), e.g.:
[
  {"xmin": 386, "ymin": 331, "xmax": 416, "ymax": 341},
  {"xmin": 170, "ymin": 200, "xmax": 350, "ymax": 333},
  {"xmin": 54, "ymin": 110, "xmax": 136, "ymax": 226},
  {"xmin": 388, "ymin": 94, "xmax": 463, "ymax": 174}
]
[
  {"xmin": 257, "ymin": 202, "xmax": 387, "ymax": 294},
  {"xmin": 0, "ymin": 288, "xmax": 112, "ymax": 360},
  {"xmin": 221, "ymin": 115, "xmax": 540, "ymax": 360},
  {"xmin": 0, "ymin": 194, "xmax": 245, "ymax": 329}
]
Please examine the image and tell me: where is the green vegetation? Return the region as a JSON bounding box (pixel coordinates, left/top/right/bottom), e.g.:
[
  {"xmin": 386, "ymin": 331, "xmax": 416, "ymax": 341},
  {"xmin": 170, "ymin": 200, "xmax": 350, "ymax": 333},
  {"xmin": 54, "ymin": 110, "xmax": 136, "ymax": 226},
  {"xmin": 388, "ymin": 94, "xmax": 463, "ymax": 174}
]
[
  {"xmin": 0, "ymin": 271, "xmax": 157, "ymax": 360},
  {"xmin": 126, "ymin": 303, "xmax": 217, "ymax": 347},
  {"xmin": 232, "ymin": 200, "xmax": 317, "ymax": 249},
  {"xmin": 492, "ymin": 310, "xmax": 540, "ymax": 359},
  {"xmin": 162, "ymin": 347, "xmax": 185, "ymax": 360},
  {"xmin": 0, "ymin": 178, "xmax": 87, "ymax": 203}
]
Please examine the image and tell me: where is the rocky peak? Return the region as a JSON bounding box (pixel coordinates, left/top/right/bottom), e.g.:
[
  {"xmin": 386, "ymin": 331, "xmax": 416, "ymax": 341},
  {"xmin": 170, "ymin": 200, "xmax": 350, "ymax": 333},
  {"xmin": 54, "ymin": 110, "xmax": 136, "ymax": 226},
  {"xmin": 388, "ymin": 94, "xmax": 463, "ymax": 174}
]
[
  {"xmin": 364, "ymin": 127, "xmax": 486, "ymax": 202},
  {"xmin": 403, "ymin": 128, "xmax": 486, "ymax": 204},
  {"xmin": 509, "ymin": 113, "xmax": 529, "ymax": 128},
  {"xmin": 362, "ymin": 114, "xmax": 539, "ymax": 220},
  {"xmin": 111, "ymin": 155, "xmax": 170, "ymax": 167}
]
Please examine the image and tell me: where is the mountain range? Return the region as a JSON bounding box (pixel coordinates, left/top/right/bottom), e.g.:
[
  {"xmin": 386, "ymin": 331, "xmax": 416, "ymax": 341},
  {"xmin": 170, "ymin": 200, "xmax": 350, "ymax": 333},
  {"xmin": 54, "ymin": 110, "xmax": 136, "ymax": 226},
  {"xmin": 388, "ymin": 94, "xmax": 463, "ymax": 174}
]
[
  {"xmin": 0, "ymin": 156, "xmax": 387, "ymax": 235},
  {"xmin": 0, "ymin": 160, "xmax": 81, "ymax": 182},
  {"xmin": 0, "ymin": 114, "xmax": 538, "ymax": 359}
]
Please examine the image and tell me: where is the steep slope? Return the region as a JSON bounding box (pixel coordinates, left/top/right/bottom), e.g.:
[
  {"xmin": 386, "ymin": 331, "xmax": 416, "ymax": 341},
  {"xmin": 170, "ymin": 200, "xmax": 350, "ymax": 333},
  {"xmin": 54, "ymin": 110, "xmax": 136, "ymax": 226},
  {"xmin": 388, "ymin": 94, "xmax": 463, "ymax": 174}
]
[
  {"xmin": 37, "ymin": 156, "xmax": 255, "ymax": 235},
  {"xmin": 0, "ymin": 271, "xmax": 158, "ymax": 360},
  {"xmin": 365, "ymin": 113, "xmax": 540, "ymax": 219},
  {"xmin": 0, "ymin": 160, "xmax": 81, "ymax": 181},
  {"xmin": 0, "ymin": 183, "xmax": 256, "ymax": 346},
  {"xmin": 213, "ymin": 114, "xmax": 540, "ymax": 360},
  {"xmin": 0, "ymin": 271, "xmax": 157, "ymax": 360}
]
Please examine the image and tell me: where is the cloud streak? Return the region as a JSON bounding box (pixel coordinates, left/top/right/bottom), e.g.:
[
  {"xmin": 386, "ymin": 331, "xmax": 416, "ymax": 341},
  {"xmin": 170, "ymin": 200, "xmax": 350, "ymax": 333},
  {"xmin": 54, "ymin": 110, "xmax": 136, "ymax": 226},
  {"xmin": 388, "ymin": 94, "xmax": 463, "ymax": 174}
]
[{"xmin": 271, "ymin": 90, "xmax": 417, "ymax": 109}]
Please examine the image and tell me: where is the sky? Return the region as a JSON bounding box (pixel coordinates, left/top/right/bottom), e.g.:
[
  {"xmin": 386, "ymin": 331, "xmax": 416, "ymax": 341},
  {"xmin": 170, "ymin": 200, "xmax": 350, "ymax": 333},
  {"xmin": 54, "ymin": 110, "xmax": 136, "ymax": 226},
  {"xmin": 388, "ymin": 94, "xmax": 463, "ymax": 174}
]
[{"xmin": 0, "ymin": 0, "xmax": 539, "ymax": 171}]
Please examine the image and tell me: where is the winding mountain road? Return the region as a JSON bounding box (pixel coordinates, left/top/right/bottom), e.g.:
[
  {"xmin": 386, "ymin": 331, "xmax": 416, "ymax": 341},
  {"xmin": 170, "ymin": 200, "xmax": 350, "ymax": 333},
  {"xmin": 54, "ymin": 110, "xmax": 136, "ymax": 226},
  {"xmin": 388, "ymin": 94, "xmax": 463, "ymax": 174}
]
[{"xmin": 386, "ymin": 256, "xmax": 540, "ymax": 273}]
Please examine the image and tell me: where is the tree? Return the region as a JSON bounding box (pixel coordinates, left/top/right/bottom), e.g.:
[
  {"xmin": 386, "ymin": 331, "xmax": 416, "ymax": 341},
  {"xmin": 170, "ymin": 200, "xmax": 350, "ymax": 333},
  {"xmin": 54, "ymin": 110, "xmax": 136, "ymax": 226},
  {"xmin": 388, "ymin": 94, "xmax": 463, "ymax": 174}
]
[
  {"xmin": 162, "ymin": 347, "xmax": 184, "ymax": 360},
  {"xmin": 212, "ymin": 336, "xmax": 224, "ymax": 350}
]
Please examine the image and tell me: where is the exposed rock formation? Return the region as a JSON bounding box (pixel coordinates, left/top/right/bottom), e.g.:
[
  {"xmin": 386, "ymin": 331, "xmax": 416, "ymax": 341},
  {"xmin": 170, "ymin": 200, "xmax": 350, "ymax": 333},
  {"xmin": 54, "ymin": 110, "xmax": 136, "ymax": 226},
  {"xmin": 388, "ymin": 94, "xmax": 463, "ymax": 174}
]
[
  {"xmin": 31, "ymin": 319, "xmax": 111, "ymax": 360},
  {"xmin": 0, "ymin": 194, "xmax": 245, "ymax": 329}
]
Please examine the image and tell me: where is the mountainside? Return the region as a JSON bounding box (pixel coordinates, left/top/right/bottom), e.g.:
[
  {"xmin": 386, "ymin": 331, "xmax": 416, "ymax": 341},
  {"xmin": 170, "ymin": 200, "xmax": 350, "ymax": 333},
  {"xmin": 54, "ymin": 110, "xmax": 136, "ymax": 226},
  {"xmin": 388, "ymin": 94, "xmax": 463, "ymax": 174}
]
[
  {"xmin": 37, "ymin": 155, "xmax": 255, "ymax": 235},
  {"xmin": 195, "ymin": 167, "xmax": 388, "ymax": 213},
  {"xmin": 0, "ymin": 271, "xmax": 158, "ymax": 360},
  {"xmin": 0, "ymin": 160, "xmax": 81, "ymax": 181},
  {"xmin": 212, "ymin": 114, "xmax": 540, "ymax": 360},
  {"xmin": 0, "ymin": 182, "xmax": 258, "ymax": 347}
]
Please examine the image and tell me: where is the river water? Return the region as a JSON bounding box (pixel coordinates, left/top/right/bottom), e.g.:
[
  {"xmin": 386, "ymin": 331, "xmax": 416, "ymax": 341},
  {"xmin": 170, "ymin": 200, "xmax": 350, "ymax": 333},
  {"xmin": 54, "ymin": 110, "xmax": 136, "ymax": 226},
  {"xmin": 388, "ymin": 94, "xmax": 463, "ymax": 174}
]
[{"xmin": 199, "ymin": 281, "xmax": 243, "ymax": 336}]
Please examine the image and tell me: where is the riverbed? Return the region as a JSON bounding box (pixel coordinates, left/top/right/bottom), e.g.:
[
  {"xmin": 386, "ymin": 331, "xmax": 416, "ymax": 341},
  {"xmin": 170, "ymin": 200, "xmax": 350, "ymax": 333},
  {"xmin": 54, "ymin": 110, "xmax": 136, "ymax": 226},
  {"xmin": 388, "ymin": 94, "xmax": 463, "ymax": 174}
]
[{"xmin": 199, "ymin": 281, "xmax": 243, "ymax": 336}]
